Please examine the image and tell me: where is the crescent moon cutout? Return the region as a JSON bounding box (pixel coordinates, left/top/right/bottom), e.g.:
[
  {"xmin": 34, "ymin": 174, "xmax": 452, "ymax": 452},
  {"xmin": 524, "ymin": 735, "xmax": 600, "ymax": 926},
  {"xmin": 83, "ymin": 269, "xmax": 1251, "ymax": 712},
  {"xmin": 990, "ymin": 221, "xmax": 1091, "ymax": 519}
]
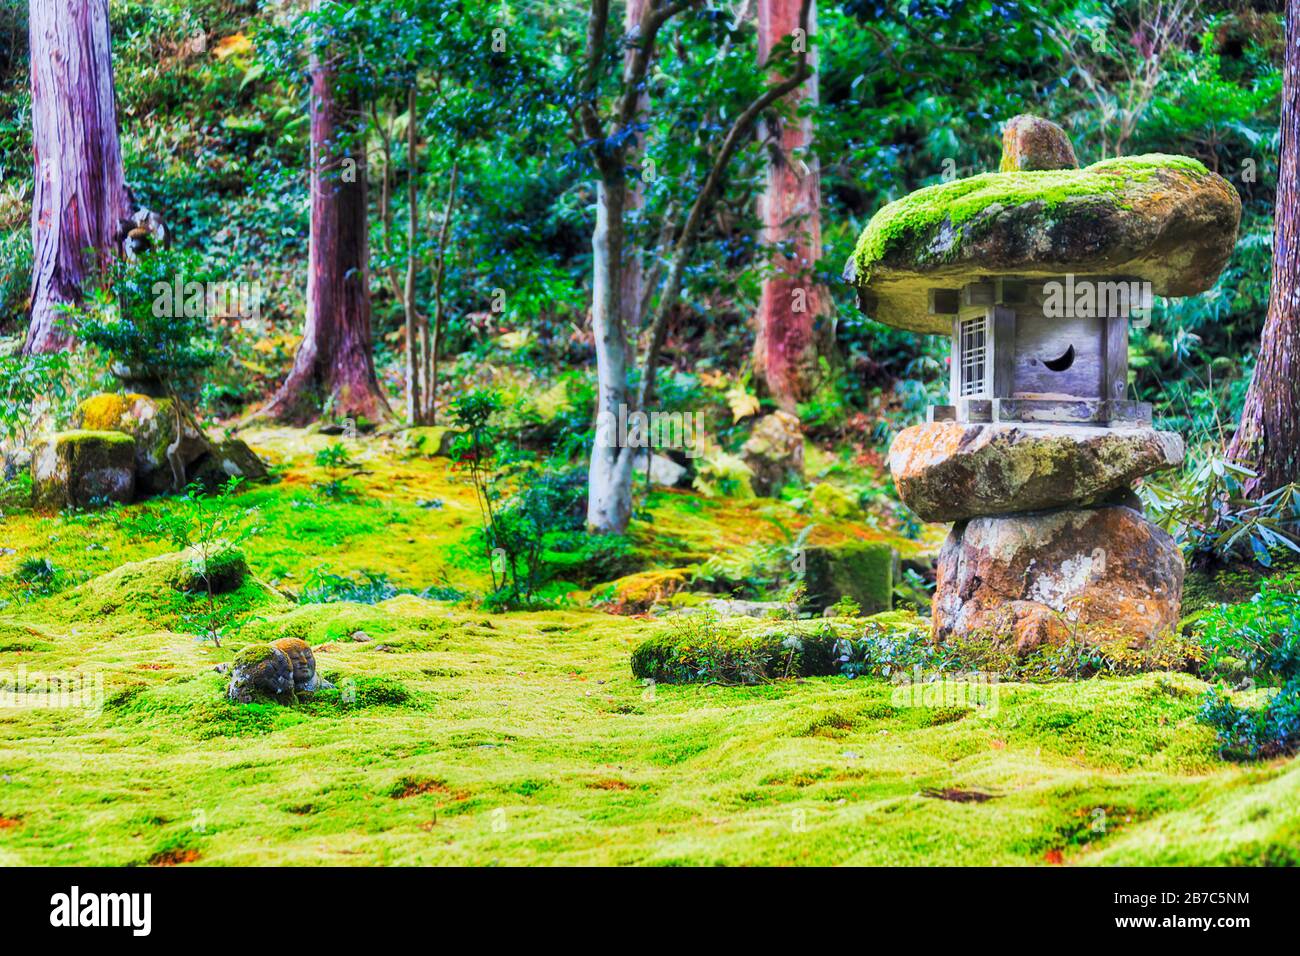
[{"xmin": 1043, "ymin": 344, "xmax": 1075, "ymax": 372}]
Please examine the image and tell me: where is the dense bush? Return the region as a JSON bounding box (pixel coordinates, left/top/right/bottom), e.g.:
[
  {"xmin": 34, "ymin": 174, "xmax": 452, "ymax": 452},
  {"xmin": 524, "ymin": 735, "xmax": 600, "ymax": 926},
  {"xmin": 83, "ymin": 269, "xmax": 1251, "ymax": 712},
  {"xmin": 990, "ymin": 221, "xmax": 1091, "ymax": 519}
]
[{"xmin": 1196, "ymin": 580, "xmax": 1300, "ymax": 759}]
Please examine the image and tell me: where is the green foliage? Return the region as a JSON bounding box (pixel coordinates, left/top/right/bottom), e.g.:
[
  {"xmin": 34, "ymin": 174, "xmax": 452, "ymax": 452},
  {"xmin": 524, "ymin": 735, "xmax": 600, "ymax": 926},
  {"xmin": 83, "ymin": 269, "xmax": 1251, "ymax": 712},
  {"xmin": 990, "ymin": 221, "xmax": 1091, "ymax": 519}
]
[
  {"xmin": 298, "ymin": 568, "xmax": 464, "ymax": 605},
  {"xmin": 68, "ymin": 248, "xmax": 218, "ymax": 391},
  {"xmin": 1143, "ymin": 453, "xmax": 1300, "ymax": 567},
  {"xmin": 313, "ymin": 442, "xmax": 362, "ymax": 499},
  {"xmin": 0, "ymin": 351, "xmax": 69, "ymax": 475},
  {"xmin": 1196, "ymin": 579, "xmax": 1300, "ymax": 760},
  {"xmin": 126, "ymin": 477, "xmax": 258, "ymax": 646}
]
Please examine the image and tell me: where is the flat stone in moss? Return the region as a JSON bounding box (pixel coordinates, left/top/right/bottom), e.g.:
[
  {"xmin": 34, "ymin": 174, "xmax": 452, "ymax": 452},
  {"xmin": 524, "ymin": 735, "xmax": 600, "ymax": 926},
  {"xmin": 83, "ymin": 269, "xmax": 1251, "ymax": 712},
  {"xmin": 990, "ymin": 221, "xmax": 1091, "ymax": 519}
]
[{"xmin": 31, "ymin": 430, "xmax": 137, "ymax": 511}]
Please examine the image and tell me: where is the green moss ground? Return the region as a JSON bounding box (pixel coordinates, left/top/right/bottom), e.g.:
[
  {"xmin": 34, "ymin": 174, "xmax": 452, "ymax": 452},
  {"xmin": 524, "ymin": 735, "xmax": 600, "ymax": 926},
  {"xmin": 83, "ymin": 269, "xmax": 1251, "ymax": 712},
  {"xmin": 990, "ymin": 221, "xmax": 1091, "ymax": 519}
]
[{"xmin": 0, "ymin": 428, "xmax": 1293, "ymax": 866}]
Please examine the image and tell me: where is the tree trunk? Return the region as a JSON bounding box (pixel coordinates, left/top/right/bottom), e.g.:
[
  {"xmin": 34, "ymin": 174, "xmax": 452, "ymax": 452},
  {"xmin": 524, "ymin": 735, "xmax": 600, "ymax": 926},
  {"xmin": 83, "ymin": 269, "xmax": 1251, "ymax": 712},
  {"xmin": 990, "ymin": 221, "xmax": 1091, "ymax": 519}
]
[
  {"xmin": 25, "ymin": 0, "xmax": 132, "ymax": 354},
  {"xmin": 752, "ymin": 0, "xmax": 825, "ymax": 411},
  {"xmin": 427, "ymin": 162, "xmax": 458, "ymax": 426},
  {"xmin": 621, "ymin": 0, "xmax": 649, "ymax": 344},
  {"xmin": 1228, "ymin": 0, "xmax": 1300, "ymax": 496},
  {"xmin": 403, "ymin": 85, "xmax": 421, "ymax": 425},
  {"xmin": 260, "ymin": 15, "xmax": 390, "ymax": 426},
  {"xmin": 587, "ymin": 175, "xmax": 636, "ymax": 532}
]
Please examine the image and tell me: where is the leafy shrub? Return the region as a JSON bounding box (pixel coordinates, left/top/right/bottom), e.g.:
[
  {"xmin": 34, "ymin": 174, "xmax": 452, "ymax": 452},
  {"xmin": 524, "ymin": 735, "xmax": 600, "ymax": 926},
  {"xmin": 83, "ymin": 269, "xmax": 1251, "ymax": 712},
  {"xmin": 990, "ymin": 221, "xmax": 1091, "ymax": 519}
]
[
  {"xmin": 0, "ymin": 351, "xmax": 69, "ymax": 477},
  {"xmin": 1143, "ymin": 454, "xmax": 1300, "ymax": 567},
  {"xmin": 1195, "ymin": 580, "xmax": 1300, "ymax": 759},
  {"xmin": 69, "ymin": 248, "xmax": 218, "ymax": 394}
]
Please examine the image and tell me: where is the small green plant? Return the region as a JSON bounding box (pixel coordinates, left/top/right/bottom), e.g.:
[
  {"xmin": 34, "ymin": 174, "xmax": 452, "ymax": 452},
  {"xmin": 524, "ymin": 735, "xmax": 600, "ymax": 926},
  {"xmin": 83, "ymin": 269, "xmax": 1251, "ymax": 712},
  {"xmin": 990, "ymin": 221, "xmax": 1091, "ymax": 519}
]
[
  {"xmin": 313, "ymin": 442, "xmax": 361, "ymax": 499},
  {"xmin": 130, "ymin": 477, "xmax": 258, "ymax": 647},
  {"xmin": 0, "ymin": 556, "xmax": 68, "ymax": 604}
]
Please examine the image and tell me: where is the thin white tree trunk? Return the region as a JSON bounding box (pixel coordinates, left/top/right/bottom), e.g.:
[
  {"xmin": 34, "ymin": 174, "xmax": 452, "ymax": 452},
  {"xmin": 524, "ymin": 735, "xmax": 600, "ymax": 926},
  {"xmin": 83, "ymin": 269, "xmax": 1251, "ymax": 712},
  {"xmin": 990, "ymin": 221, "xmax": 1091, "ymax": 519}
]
[{"xmin": 587, "ymin": 177, "xmax": 636, "ymax": 532}]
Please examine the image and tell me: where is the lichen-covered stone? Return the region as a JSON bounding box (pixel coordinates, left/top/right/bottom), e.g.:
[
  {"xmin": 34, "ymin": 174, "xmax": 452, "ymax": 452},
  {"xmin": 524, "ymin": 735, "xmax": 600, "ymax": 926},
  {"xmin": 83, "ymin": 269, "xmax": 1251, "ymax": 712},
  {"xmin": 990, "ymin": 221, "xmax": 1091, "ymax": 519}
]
[
  {"xmin": 933, "ymin": 505, "xmax": 1184, "ymax": 651},
  {"xmin": 741, "ymin": 411, "xmax": 804, "ymax": 496},
  {"xmin": 227, "ymin": 643, "xmax": 295, "ymax": 703},
  {"xmin": 801, "ymin": 542, "xmax": 896, "ymax": 615},
  {"xmin": 845, "ymin": 155, "xmax": 1241, "ymax": 333},
  {"xmin": 889, "ymin": 422, "xmax": 1184, "ymax": 522},
  {"xmin": 189, "ymin": 438, "xmax": 270, "ymax": 490},
  {"xmin": 999, "ymin": 114, "xmax": 1078, "ymax": 172},
  {"xmin": 270, "ymin": 636, "xmax": 327, "ymax": 693},
  {"xmin": 31, "ymin": 430, "xmax": 136, "ymax": 510},
  {"xmin": 74, "ymin": 393, "xmax": 206, "ymax": 495}
]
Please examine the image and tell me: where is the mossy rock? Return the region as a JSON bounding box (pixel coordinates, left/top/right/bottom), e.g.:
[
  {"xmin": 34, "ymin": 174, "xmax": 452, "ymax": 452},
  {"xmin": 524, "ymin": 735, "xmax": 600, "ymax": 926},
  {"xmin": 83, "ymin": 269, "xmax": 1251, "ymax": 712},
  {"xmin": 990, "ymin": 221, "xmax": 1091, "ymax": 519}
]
[
  {"xmin": 402, "ymin": 426, "xmax": 461, "ymax": 459},
  {"xmin": 603, "ymin": 568, "xmax": 692, "ymax": 614},
  {"xmin": 74, "ymin": 393, "xmax": 206, "ymax": 495},
  {"xmin": 188, "ymin": 438, "xmax": 270, "ymax": 490},
  {"xmin": 31, "ymin": 430, "xmax": 136, "ymax": 510},
  {"xmin": 801, "ymin": 542, "xmax": 896, "ymax": 615},
  {"xmin": 49, "ymin": 546, "xmax": 281, "ymax": 624},
  {"xmin": 227, "ymin": 642, "xmax": 295, "ymax": 703},
  {"xmin": 809, "ymin": 482, "xmax": 859, "ymax": 519},
  {"xmin": 846, "ymin": 153, "xmax": 1241, "ymax": 333},
  {"xmin": 171, "ymin": 544, "xmax": 249, "ymax": 595}
]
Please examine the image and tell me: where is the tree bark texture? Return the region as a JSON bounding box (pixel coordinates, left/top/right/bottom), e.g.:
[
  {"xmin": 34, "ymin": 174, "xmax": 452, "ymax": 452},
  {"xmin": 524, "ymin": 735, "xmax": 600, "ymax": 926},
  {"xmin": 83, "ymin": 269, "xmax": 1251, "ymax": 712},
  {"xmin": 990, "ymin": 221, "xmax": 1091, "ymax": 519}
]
[
  {"xmin": 1228, "ymin": 0, "xmax": 1300, "ymax": 496},
  {"xmin": 26, "ymin": 0, "xmax": 132, "ymax": 354},
  {"xmin": 752, "ymin": 0, "xmax": 825, "ymax": 411}
]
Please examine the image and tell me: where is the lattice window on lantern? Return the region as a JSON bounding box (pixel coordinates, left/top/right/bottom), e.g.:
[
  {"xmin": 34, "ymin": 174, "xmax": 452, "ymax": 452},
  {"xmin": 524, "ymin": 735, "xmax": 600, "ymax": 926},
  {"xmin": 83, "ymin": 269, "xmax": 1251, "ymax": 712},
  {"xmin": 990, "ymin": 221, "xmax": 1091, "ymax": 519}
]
[{"xmin": 958, "ymin": 314, "xmax": 988, "ymax": 397}]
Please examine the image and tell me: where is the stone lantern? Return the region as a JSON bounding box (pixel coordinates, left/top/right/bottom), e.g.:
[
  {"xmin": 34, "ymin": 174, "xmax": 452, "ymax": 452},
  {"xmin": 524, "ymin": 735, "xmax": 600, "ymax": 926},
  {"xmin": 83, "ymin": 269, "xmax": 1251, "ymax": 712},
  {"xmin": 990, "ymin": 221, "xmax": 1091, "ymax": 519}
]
[{"xmin": 843, "ymin": 116, "xmax": 1241, "ymax": 651}]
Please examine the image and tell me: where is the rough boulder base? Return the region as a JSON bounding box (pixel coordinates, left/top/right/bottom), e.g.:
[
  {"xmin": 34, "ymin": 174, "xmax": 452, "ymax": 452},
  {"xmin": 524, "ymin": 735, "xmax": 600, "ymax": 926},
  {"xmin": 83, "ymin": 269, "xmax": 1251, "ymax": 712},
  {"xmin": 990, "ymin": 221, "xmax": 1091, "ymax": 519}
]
[
  {"xmin": 189, "ymin": 438, "xmax": 270, "ymax": 490},
  {"xmin": 999, "ymin": 114, "xmax": 1078, "ymax": 172},
  {"xmin": 933, "ymin": 505, "xmax": 1184, "ymax": 652},
  {"xmin": 741, "ymin": 410, "xmax": 804, "ymax": 496},
  {"xmin": 31, "ymin": 430, "xmax": 136, "ymax": 511},
  {"xmin": 889, "ymin": 422, "xmax": 1184, "ymax": 522}
]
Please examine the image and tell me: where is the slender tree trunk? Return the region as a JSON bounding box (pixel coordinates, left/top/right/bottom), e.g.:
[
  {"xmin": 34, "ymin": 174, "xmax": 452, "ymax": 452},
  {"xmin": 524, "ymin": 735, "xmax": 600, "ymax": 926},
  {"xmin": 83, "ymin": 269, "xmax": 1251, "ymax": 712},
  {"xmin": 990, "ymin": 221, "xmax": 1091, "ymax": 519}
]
[
  {"xmin": 403, "ymin": 85, "xmax": 421, "ymax": 425},
  {"xmin": 587, "ymin": 175, "xmax": 637, "ymax": 532},
  {"xmin": 25, "ymin": 0, "xmax": 132, "ymax": 354},
  {"xmin": 752, "ymin": 0, "xmax": 825, "ymax": 411},
  {"xmin": 259, "ymin": 20, "xmax": 390, "ymax": 425},
  {"xmin": 621, "ymin": 0, "xmax": 649, "ymax": 344},
  {"xmin": 427, "ymin": 162, "xmax": 458, "ymax": 426},
  {"xmin": 1228, "ymin": 0, "xmax": 1300, "ymax": 496}
]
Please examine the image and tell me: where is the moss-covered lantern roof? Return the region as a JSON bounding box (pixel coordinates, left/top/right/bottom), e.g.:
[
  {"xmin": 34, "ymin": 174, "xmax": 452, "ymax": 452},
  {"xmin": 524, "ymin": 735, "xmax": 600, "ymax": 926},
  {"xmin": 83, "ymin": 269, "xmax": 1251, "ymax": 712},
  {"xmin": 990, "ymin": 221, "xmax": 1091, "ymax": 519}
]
[{"xmin": 843, "ymin": 117, "xmax": 1242, "ymax": 335}]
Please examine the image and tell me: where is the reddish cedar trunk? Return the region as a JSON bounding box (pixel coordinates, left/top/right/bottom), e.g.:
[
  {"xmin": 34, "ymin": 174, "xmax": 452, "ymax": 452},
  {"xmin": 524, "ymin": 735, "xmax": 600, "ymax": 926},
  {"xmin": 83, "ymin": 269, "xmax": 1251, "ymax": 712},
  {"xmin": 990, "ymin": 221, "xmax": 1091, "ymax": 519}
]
[
  {"xmin": 753, "ymin": 0, "xmax": 824, "ymax": 411},
  {"xmin": 25, "ymin": 0, "xmax": 132, "ymax": 354},
  {"xmin": 1228, "ymin": 0, "xmax": 1300, "ymax": 496},
  {"xmin": 261, "ymin": 24, "xmax": 390, "ymax": 425}
]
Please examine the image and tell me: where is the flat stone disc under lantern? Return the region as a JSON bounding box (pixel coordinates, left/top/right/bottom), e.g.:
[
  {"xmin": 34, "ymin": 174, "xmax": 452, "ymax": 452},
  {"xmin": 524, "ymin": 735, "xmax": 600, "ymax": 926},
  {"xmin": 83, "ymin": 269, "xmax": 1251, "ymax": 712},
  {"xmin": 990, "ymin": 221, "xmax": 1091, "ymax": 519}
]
[{"xmin": 844, "ymin": 115, "xmax": 1240, "ymax": 650}]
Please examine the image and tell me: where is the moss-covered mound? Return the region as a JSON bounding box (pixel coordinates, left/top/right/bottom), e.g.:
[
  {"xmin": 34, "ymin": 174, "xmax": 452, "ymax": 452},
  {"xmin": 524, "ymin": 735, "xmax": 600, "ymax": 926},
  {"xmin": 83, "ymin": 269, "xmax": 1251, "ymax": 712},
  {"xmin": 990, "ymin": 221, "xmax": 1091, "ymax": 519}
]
[
  {"xmin": 631, "ymin": 617, "xmax": 867, "ymax": 684},
  {"xmin": 845, "ymin": 155, "xmax": 1241, "ymax": 333}
]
